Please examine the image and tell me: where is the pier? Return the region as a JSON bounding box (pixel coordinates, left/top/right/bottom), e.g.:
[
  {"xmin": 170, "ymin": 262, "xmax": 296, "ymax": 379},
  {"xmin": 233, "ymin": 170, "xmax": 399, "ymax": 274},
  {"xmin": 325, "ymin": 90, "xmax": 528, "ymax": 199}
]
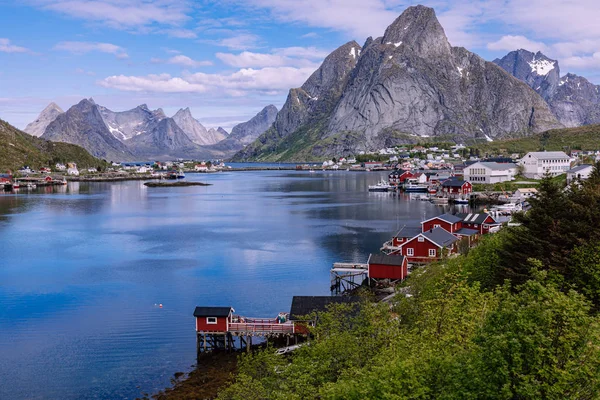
[{"xmin": 330, "ymin": 263, "xmax": 368, "ymax": 295}]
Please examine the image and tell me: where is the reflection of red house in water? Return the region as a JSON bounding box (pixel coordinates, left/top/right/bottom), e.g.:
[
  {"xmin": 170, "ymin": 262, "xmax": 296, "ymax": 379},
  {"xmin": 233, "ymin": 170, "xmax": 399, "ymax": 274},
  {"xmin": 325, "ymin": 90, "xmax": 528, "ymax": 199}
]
[{"xmin": 368, "ymin": 253, "xmax": 408, "ymax": 280}]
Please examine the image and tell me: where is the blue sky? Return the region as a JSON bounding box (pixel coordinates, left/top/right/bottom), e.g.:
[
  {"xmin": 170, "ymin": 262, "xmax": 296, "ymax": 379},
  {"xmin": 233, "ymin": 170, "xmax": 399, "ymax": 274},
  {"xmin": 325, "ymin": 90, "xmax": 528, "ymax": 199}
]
[{"xmin": 2, "ymin": 0, "xmax": 600, "ymax": 131}]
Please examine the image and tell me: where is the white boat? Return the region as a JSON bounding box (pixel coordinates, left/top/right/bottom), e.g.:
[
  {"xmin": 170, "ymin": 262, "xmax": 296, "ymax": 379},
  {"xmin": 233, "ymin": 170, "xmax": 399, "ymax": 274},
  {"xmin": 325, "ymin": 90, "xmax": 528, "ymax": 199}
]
[
  {"xmin": 454, "ymin": 196, "xmax": 469, "ymax": 204},
  {"xmin": 369, "ymin": 179, "xmax": 394, "ymax": 192},
  {"xmin": 430, "ymin": 196, "xmax": 449, "ymax": 205},
  {"xmin": 403, "ymin": 183, "xmax": 429, "ymax": 192},
  {"xmin": 176, "ymin": 170, "xmax": 185, "ymax": 179}
]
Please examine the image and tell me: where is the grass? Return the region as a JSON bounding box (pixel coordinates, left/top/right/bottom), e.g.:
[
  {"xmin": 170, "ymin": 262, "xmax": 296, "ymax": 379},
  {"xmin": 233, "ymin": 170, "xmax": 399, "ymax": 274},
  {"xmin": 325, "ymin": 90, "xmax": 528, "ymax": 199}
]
[
  {"xmin": 0, "ymin": 119, "xmax": 106, "ymax": 172},
  {"xmin": 472, "ymin": 174, "xmax": 566, "ymax": 192}
]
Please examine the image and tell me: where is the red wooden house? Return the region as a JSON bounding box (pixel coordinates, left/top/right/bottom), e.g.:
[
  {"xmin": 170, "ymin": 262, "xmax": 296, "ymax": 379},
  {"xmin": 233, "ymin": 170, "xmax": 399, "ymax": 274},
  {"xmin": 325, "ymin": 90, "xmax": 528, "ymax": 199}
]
[
  {"xmin": 381, "ymin": 226, "xmax": 422, "ymax": 254},
  {"xmin": 388, "ymin": 170, "xmax": 415, "ymax": 185},
  {"xmin": 194, "ymin": 306, "xmax": 233, "ymax": 332},
  {"xmin": 440, "ymin": 179, "xmax": 472, "ymax": 196},
  {"xmin": 421, "ymin": 213, "xmax": 463, "ymax": 233},
  {"xmin": 456, "ymin": 213, "xmax": 497, "ymax": 235},
  {"xmin": 397, "ymin": 227, "xmax": 459, "ymax": 263},
  {"xmin": 367, "ymin": 253, "xmax": 408, "ymax": 280}
]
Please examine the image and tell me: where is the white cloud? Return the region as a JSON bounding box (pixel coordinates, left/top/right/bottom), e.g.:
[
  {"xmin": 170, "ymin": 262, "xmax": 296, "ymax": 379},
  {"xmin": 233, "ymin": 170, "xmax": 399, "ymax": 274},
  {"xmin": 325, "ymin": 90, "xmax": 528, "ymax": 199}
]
[
  {"xmin": 301, "ymin": 32, "xmax": 319, "ymax": 39},
  {"xmin": 75, "ymin": 68, "xmax": 96, "ymax": 76},
  {"xmin": 0, "ymin": 38, "xmax": 30, "ymax": 53},
  {"xmin": 99, "ymin": 73, "xmax": 208, "ymax": 92},
  {"xmin": 35, "ymin": 0, "xmax": 190, "ymax": 29},
  {"xmin": 213, "ymin": 33, "xmax": 261, "ymax": 50},
  {"xmin": 54, "ymin": 41, "xmax": 129, "ymax": 59},
  {"xmin": 99, "ymin": 66, "xmax": 315, "ymax": 95},
  {"xmin": 167, "ymin": 55, "xmax": 212, "ymax": 68},
  {"xmin": 163, "ymin": 29, "xmax": 197, "ymax": 39},
  {"xmin": 487, "ymin": 35, "xmax": 548, "ymax": 53},
  {"xmin": 561, "ymin": 53, "xmax": 600, "ymax": 69},
  {"xmin": 216, "ymin": 48, "xmax": 326, "ymax": 68},
  {"xmin": 273, "ymin": 46, "xmax": 330, "ymax": 59}
]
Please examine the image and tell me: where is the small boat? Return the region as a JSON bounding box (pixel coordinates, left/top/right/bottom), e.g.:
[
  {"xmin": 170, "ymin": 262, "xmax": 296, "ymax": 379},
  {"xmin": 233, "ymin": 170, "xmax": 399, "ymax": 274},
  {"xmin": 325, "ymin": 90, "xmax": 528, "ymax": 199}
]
[
  {"xmin": 369, "ymin": 179, "xmax": 393, "ymax": 192},
  {"xmin": 404, "ymin": 183, "xmax": 429, "ymax": 192},
  {"xmin": 12, "ymin": 182, "xmax": 20, "ymax": 189},
  {"xmin": 416, "ymin": 194, "xmax": 430, "ymax": 201},
  {"xmin": 167, "ymin": 171, "xmax": 178, "ymax": 179},
  {"xmin": 177, "ymin": 170, "xmax": 185, "ymax": 179},
  {"xmin": 430, "ymin": 196, "xmax": 449, "ymax": 205},
  {"xmin": 26, "ymin": 183, "xmax": 36, "ymax": 189},
  {"xmin": 427, "ymin": 186, "xmax": 438, "ymax": 194},
  {"xmin": 454, "ymin": 197, "xmax": 469, "ymax": 204}
]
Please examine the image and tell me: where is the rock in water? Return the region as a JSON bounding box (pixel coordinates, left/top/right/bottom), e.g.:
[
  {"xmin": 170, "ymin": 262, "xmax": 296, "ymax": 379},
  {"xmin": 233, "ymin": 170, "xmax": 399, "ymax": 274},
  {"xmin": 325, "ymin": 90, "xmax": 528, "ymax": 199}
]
[{"xmin": 24, "ymin": 102, "xmax": 64, "ymax": 137}]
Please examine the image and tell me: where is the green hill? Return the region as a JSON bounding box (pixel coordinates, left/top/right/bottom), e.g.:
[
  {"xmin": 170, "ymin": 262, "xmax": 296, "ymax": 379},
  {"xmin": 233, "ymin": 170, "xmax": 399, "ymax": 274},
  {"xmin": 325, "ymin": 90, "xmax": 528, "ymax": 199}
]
[
  {"xmin": 0, "ymin": 119, "xmax": 106, "ymax": 172},
  {"xmin": 473, "ymin": 124, "xmax": 600, "ymax": 155}
]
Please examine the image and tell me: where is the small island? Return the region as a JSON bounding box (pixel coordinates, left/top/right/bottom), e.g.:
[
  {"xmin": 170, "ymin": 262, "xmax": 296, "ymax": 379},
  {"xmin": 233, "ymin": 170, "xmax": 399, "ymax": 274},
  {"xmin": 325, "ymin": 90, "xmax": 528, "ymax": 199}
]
[{"xmin": 144, "ymin": 181, "xmax": 212, "ymax": 187}]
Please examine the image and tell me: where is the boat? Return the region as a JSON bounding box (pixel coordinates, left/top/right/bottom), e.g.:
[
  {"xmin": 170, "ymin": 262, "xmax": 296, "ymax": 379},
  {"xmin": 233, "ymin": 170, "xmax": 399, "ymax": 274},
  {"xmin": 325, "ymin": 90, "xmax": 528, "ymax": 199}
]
[
  {"xmin": 12, "ymin": 182, "xmax": 20, "ymax": 189},
  {"xmin": 454, "ymin": 196, "xmax": 470, "ymax": 204},
  {"xmin": 403, "ymin": 183, "xmax": 429, "ymax": 192},
  {"xmin": 368, "ymin": 179, "xmax": 393, "ymax": 192},
  {"xmin": 430, "ymin": 196, "xmax": 449, "ymax": 205},
  {"xmin": 167, "ymin": 171, "xmax": 178, "ymax": 179},
  {"xmin": 428, "ymin": 186, "xmax": 438, "ymax": 194},
  {"xmin": 416, "ymin": 194, "xmax": 430, "ymax": 201},
  {"xmin": 26, "ymin": 183, "xmax": 36, "ymax": 189},
  {"xmin": 177, "ymin": 170, "xmax": 185, "ymax": 179}
]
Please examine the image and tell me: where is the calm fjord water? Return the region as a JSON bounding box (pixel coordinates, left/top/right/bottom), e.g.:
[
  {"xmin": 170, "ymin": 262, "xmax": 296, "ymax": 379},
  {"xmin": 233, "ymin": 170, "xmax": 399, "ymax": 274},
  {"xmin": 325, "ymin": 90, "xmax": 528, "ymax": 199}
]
[{"xmin": 0, "ymin": 170, "xmax": 469, "ymax": 399}]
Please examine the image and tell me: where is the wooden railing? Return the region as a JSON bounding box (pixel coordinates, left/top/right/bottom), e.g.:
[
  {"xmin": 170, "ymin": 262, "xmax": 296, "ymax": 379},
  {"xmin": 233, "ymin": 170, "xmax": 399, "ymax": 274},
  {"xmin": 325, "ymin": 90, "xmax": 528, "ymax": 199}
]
[{"xmin": 228, "ymin": 322, "xmax": 295, "ymax": 334}]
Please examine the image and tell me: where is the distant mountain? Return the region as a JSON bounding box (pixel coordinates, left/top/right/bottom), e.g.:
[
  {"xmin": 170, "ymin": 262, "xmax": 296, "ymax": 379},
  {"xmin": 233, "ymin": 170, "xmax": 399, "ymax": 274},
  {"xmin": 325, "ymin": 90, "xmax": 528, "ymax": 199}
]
[
  {"xmin": 24, "ymin": 102, "xmax": 64, "ymax": 137},
  {"xmin": 41, "ymin": 99, "xmax": 135, "ymax": 161},
  {"xmin": 235, "ymin": 5, "xmax": 561, "ymax": 161},
  {"xmin": 172, "ymin": 108, "xmax": 226, "ymax": 145},
  {"xmin": 208, "ymin": 105, "xmax": 277, "ymax": 154},
  {"xmin": 98, "ymin": 104, "xmax": 165, "ymax": 141},
  {"xmin": 494, "ymin": 49, "xmax": 600, "ymax": 127},
  {"xmin": 127, "ymin": 117, "xmax": 211, "ymax": 160},
  {"xmin": 0, "ymin": 118, "xmax": 104, "ymax": 172}
]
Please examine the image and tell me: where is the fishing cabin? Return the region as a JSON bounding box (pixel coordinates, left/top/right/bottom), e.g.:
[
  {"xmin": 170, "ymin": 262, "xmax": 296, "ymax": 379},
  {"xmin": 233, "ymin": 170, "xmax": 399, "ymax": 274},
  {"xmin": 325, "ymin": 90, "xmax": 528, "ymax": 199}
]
[
  {"xmin": 194, "ymin": 306, "xmax": 233, "ymax": 332},
  {"xmin": 367, "ymin": 253, "xmax": 408, "ymax": 281},
  {"xmin": 421, "ymin": 213, "xmax": 463, "ymax": 233},
  {"xmin": 456, "ymin": 213, "xmax": 497, "ymax": 235},
  {"xmin": 394, "ymin": 227, "xmax": 458, "ymax": 263}
]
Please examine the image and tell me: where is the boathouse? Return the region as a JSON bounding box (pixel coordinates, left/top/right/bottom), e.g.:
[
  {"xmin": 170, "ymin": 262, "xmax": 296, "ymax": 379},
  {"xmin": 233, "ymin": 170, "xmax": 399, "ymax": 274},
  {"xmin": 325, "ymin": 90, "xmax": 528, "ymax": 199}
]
[
  {"xmin": 396, "ymin": 227, "xmax": 459, "ymax": 263},
  {"xmin": 421, "ymin": 213, "xmax": 463, "ymax": 233},
  {"xmin": 456, "ymin": 213, "xmax": 497, "ymax": 235},
  {"xmin": 440, "ymin": 179, "xmax": 472, "ymax": 196},
  {"xmin": 194, "ymin": 306, "xmax": 233, "ymax": 332},
  {"xmin": 367, "ymin": 254, "xmax": 408, "ymax": 280}
]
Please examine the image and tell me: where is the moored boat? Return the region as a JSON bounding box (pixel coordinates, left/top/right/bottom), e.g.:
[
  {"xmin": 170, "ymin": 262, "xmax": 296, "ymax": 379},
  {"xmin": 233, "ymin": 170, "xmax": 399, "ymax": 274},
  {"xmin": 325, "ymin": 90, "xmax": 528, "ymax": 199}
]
[
  {"xmin": 368, "ymin": 179, "xmax": 393, "ymax": 192},
  {"xmin": 404, "ymin": 183, "xmax": 429, "ymax": 192},
  {"xmin": 430, "ymin": 196, "xmax": 449, "ymax": 205}
]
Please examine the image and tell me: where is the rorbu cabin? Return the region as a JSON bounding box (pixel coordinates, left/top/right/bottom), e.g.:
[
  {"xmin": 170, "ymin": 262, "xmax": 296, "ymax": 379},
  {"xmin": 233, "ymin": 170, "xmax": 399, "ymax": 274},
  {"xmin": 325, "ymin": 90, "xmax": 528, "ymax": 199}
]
[
  {"xmin": 456, "ymin": 213, "xmax": 497, "ymax": 235},
  {"xmin": 421, "ymin": 213, "xmax": 463, "ymax": 233},
  {"xmin": 397, "ymin": 227, "xmax": 459, "ymax": 263},
  {"xmin": 194, "ymin": 306, "xmax": 233, "ymax": 333},
  {"xmin": 367, "ymin": 253, "xmax": 408, "ymax": 281},
  {"xmin": 440, "ymin": 179, "xmax": 472, "ymax": 196}
]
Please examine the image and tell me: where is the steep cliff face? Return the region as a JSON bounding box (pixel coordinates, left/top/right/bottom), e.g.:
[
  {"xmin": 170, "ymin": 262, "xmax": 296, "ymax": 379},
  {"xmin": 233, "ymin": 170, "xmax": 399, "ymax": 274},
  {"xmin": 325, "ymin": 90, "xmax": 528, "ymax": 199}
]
[
  {"xmin": 172, "ymin": 108, "xmax": 225, "ymax": 145},
  {"xmin": 495, "ymin": 50, "xmax": 600, "ymax": 128},
  {"xmin": 127, "ymin": 118, "xmax": 210, "ymax": 160},
  {"xmin": 41, "ymin": 99, "xmax": 134, "ymax": 161},
  {"xmin": 235, "ymin": 5, "xmax": 561, "ymax": 161},
  {"xmin": 98, "ymin": 104, "xmax": 165, "ymax": 141},
  {"xmin": 24, "ymin": 102, "xmax": 64, "ymax": 137}
]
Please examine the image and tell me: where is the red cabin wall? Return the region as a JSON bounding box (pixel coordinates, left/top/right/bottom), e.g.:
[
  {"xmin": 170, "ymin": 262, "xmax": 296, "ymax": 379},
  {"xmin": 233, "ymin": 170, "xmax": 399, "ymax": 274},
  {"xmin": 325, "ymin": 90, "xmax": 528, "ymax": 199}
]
[
  {"xmin": 400, "ymin": 237, "xmax": 455, "ymax": 262},
  {"xmin": 421, "ymin": 219, "xmax": 462, "ymax": 233},
  {"xmin": 196, "ymin": 316, "xmax": 228, "ymax": 332},
  {"xmin": 369, "ymin": 262, "xmax": 408, "ymax": 280}
]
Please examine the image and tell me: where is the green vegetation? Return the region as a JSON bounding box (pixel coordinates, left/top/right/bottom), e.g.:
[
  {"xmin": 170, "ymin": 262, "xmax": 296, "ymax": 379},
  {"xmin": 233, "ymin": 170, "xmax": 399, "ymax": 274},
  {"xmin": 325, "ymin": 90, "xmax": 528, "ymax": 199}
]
[
  {"xmin": 472, "ymin": 124, "xmax": 600, "ymax": 156},
  {"xmin": 217, "ymin": 164, "xmax": 600, "ymax": 399},
  {"xmin": 471, "ymin": 174, "xmax": 566, "ymax": 192},
  {"xmin": 0, "ymin": 119, "xmax": 106, "ymax": 172}
]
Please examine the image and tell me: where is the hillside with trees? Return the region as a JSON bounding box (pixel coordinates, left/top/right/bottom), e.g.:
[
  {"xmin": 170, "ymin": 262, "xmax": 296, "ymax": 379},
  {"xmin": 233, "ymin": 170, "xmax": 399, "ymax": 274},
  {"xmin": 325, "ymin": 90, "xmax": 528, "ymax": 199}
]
[
  {"xmin": 214, "ymin": 166, "xmax": 600, "ymax": 399},
  {"xmin": 0, "ymin": 119, "xmax": 105, "ymax": 172}
]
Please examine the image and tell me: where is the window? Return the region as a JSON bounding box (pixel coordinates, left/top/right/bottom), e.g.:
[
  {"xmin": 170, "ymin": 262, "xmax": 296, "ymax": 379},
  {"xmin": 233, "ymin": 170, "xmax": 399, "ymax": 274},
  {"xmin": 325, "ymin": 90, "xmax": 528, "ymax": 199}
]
[
  {"xmin": 206, "ymin": 317, "xmax": 217, "ymax": 324},
  {"xmin": 407, "ymin": 248, "xmax": 414, "ymax": 256},
  {"xmin": 429, "ymin": 249, "xmax": 436, "ymax": 257},
  {"xmin": 434, "ymin": 224, "xmax": 440, "ymax": 228},
  {"xmin": 418, "ymin": 236, "xmax": 425, "ymax": 242}
]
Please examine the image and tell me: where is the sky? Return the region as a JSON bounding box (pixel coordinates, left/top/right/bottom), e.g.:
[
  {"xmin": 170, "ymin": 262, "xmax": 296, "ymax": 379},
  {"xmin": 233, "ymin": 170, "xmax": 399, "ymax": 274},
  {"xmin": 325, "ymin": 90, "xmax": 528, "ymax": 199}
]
[{"xmin": 2, "ymin": 0, "xmax": 600, "ymax": 131}]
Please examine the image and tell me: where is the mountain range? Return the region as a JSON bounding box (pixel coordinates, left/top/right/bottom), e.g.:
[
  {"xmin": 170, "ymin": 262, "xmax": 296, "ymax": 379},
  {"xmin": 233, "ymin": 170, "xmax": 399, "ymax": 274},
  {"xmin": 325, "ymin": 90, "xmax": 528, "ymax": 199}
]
[
  {"xmin": 234, "ymin": 5, "xmax": 567, "ymax": 161},
  {"xmin": 493, "ymin": 49, "xmax": 600, "ymax": 128},
  {"xmin": 26, "ymin": 99, "xmax": 277, "ymax": 162}
]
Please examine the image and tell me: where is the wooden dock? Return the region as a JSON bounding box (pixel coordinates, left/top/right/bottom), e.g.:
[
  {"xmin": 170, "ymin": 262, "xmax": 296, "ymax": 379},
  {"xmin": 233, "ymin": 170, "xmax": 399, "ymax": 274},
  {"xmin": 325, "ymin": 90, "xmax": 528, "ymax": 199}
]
[{"xmin": 330, "ymin": 263, "xmax": 368, "ymax": 295}]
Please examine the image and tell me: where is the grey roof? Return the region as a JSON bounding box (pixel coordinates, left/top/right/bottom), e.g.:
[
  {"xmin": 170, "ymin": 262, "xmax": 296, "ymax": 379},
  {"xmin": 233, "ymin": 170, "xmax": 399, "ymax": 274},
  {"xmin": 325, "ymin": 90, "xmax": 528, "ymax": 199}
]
[
  {"xmin": 525, "ymin": 151, "xmax": 570, "ymax": 160},
  {"xmin": 454, "ymin": 228, "xmax": 479, "ymax": 236},
  {"xmin": 567, "ymin": 164, "xmax": 593, "ymax": 174},
  {"xmin": 477, "ymin": 162, "xmax": 517, "ymax": 170},
  {"xmin": 424, "ymin": 213, "xmax": 462, "ymax": 224},
  {"xmin": 441, "ymin": 179, "xmax": 468, "ymax": 187},
  {"xmin": 395, "ymin": 226, "xmax": 422, "ymax": 238},
  {"xmin": 289, "ymin": 296, "xmax": 360, "ymax": 320},
  {"xmin": 456, "ymin": 213, "xmax": 495, "ymax": 225},
  {"xmin": 421, "ymin": 227, "xmax": 459, "ymax": 247},
  {"xmin": 368, "ymin": 254, "xmax": 406, "ymax": 266},
  {"xmin": 193, "ymin": 306, "xmax": 232, "ymax": 317}
]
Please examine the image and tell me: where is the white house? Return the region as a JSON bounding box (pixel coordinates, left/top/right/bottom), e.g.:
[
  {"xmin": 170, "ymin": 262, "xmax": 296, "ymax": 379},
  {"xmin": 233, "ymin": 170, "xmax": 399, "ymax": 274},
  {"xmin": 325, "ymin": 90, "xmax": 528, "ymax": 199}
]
[
  {"xmin": 513, "ymin": 188, "xmax": 538, "ymax": 201},
  {"xmin": 55, "ymin": 163, "xmax": 66, "ymax": 171},
  {"xmin": 567, "ymin": 164, "xmax": 594, "ymax": 184},
  {"xmin": 519, "ymin": 151, "xmax": 571, "ymax": 179},
  {"xmin": 464, "ymin": 162, "xmax": 517, "ymax": 184},
  {"xmin": 67, "ymin": 164, "xmax": 79, "ymax": 176}
]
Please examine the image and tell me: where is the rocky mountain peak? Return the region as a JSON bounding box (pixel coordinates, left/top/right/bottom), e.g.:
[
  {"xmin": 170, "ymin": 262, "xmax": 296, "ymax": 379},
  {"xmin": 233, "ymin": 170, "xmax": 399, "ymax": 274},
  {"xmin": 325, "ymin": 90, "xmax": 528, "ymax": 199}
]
[
  {"xmin": 217, "ymin": 127, "xmax": 228, "ymax": 136},
  {"xmin": 381, "ymin": 5, "xmax": 450, "ymax": 57},
  {"xmin": 24, "ymin": 102, "xmax": 64, "ymax": 137},
  {"xmin": 171, "ymin": 107, "xmax": 223, "ymax": 146}
]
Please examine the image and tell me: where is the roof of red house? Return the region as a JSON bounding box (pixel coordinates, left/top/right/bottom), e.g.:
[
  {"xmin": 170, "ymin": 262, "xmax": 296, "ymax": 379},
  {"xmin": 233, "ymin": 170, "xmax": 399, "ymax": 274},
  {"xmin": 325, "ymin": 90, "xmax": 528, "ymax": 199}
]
[
  {"xmin": 441, "ymin": 179, "xmax": 469, "ymax": 187},
  {"xmin": 193, "ymin": 306, "xmax": 232, "ymax": 317},
  {"xmin": 456, "ymin": 213, "xmax": 496, "ymax": 225},
  {"xmin": 289, "ymin": 296, "xmax": 359, "ymax": 320},
  {"xmin": 421, "ymin": 227, "xmax": 459, "ymax": 247},
  {"xmin": 454, "ymin": 228, "xmax": 479, "ymax": 236},
  {"xmin": 422, "ymin": 213, "xmax": 463, "ymax": 225},
  {"xmin": 394, "ymin": 226, "xmax": 422, "ymax": 238},
  {"xmin": 368, "ymin": 253, "xmax": 407, "ymax": 266}
]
